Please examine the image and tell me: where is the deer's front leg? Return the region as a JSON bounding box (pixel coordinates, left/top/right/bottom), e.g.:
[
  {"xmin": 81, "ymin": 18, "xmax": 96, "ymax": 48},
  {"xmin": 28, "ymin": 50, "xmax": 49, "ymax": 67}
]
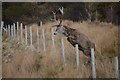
[{"xmin": 67, "ymin": 37, "xmax": 77, "ymax": 47}]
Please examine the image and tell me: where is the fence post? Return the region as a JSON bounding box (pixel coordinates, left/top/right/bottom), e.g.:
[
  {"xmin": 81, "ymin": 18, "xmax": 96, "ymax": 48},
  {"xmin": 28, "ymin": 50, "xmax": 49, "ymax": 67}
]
[
  {"xmin": 61, "ymin": 38, "xmax": 66, "ymax": 64},
  {"xmin": 8, "ymin": 25, "xmax": 10, "ymax": 37},
  {"xmin": 5, "ymin": 25, "xmax": 7, "ymax": 35},
  {"xmin": 95, "ymin": 10, "xmax": 98, "ymax": 21},
  {"xmin": 114, "ymin": 56, "xmax": 119, "ymax": 80},
  {"xmin": 36, "ymin": 26, "xmax": 40, "ymax": 50},
  {"xmin": 0, "ymin": 21, "xmax": 3, "ymax": 45},
  {"xmin": 11, "ymin": 25, "xmax": 14, "ymax": 38},
  {"xmin": 20, "ymin": 23, "xmax": 23, "ymax": 43},
  {"xmin": 0, "ymin": 21, "xmax": 3, "ymax": 37},
  {"xmin": 25, "ymin": 25, "xmax": 28, "ymax": 46},
  {"xmin": 30, "ymin": 26, "xmax": 33, "ymax": 46},
  {"xmin": 17, "ymin": 22, "xmax": 19, "ymax": 37},
  {"xmin": 42, "ymin": 28, "xmax": 46, "ymax": 52},
  {"xmin": 40, "ymin": 21, "xmax": 42, "ymax": 27},
  {"xmin": 0, "ymin": 21, "xmax": 3, "ymax": 75},
  {"xmin": 3, "ymin": 26, "xmax": 7, "ymax": 35},
  {"xmin": 75, "ymin": 44, "xmax": 79, "ymax": 68},
  {"xmin": 91, "ymin": 48, "xmax": 96, "ymax": 78},
  {"xmin": 13, "ymin": 23, "xmax": 16, "ymax": 38},
  {"xmin": 51, "ymin": 28, "xmax": 55, "ymax": 48}
]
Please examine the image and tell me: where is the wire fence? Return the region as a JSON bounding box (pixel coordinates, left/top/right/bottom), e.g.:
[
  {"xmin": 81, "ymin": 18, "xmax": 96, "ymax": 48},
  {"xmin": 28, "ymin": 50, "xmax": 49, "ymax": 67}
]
[{"xmin": 0, "ymin": 21, "xmax": 119, "ymax": 78}]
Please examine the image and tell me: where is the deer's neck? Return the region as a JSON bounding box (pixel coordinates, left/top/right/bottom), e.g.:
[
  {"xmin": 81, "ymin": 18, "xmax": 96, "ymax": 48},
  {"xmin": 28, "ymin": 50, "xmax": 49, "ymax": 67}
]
[{"xmin": 63, "ymin": 26, "xmax": 75, "ymax": 37}]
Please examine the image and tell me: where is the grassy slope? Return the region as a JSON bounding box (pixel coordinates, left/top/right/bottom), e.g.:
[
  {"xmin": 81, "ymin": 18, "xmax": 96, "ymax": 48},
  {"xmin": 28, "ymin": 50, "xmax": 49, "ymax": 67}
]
[{"xmin": 2, "ymin": 20, "xmax": 118, "ymax": 78}]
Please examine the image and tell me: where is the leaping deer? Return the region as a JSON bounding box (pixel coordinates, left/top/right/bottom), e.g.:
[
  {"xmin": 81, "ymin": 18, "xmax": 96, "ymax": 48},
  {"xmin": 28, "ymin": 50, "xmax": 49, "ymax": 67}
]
[{"xmin": 53, "ymin": 7, "xmax": 95, "ymax": 64}]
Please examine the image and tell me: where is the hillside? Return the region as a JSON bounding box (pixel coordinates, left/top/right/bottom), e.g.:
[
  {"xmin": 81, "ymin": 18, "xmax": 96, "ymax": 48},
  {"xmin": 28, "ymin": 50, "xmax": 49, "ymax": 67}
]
[{"xmin": 2, "ymin": 20, "xmax": 118, "ymax": 78}]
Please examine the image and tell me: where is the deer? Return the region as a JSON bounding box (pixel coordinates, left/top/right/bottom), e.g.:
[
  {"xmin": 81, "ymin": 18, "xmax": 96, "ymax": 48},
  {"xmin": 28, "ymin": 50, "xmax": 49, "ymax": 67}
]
[{"xmin": 53, "ymin": 7, "xmax": 95, "ymax": 65}]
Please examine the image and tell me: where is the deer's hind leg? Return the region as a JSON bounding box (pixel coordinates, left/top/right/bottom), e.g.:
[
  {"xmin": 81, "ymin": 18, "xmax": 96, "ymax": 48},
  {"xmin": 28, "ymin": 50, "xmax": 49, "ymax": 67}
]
[{"xmin": 83, "ymin": 49, "xmax": 92, "ymax": 66}]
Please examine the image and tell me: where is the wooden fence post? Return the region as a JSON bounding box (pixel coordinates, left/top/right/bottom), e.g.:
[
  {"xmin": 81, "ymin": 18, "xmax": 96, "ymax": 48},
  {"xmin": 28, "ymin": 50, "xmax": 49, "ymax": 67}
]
[
  {"xmin": 30, "ymin": 26, "xmax": 33, "ymax": 46},
  {"xmin": 13, "ymin": 23, "xmax": 16, "ymax": 38},
  {"xmin": 3, "ymin": 26, "xmax": 7, "ymax": 35},
  {"xmin": 0, "ymin": 21, "xmax": 3, "ymax": 37},
  {"xmin": 20, "ymin": 23, "xmax": 23, "ymax": 43},
  {"xmin": 36, "ymin": 26, "xmax": 40, "ymax": 50},
  {"xmin": 8, "ymin": 25, "xmax": 10, "ymax": 37},
  {"xmin": 7, "ymin": 25, "xmax": 9, "ymax": 37},
  {"xmin": 61, "ymin": 38, "xmax": 65, "ymax": 64},
  {"xmin": 40, "ymin": 21, "xmax": 46, "ymax": 52},
  {"xmin": 0, "ymin": 21, "xmax": 3, "ymax": 72},
  {"xmin": 17, "ymin": 22, "xmax": 19, "ymax": 37},
  {"xmin": 114, "ymin": 56, "xmax": 119, "ymax": 79},
  {"xmin": 0, "ymin": 21, "xmax": 3, "ymax": 43},
  {"xmin": 5, "ymin": 25, "xmax": 7, "ymax": 35},
  {"xmin": 11, "ymin": 25, "xmax": 14, "ymax": 38},
  {"xmin": 40, "ymin": 21, "xmax": 42, "ymax": 27},
  {"xmin": 75, "ymin": 44, "xmax": 79, "ymax": 68},
  {"xmin": 91, "ymin": 48, "xmax": 96, "ymax": 78},
  {"xmin": 42, "ymin": 28, "xmax": 46, "ymax": 52},
  {"xmin": 51, "ymin": 28, "xmax": 55, "ymax": 48},
  {"xmin": 95, "ymin": 10, "xmax": 98, "ymax": 21},
  {"xmin": 25, "ymin": 25, "xmax": 28, "ymax": 46}
]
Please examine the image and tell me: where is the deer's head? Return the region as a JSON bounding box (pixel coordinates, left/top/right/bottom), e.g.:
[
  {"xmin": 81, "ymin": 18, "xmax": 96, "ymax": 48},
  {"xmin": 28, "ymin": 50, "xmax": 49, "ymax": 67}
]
[
  {"xmin": 53, "ymin": 19, "xmax": 69, "ymax": 37},
  {"xmin": 52, "ymin": 7, "xmax": 69, "ymax": 37}
]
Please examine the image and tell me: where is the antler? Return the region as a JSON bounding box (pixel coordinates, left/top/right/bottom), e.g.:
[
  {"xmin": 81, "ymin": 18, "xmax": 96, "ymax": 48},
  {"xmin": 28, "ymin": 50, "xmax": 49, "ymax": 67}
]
[
  {"xmin": 59, "ymin": 7, "xmax": 64, "ymax": 15},
  {"xmin": 52, "ymin": 11, "xmax": 55, "ymax": 14},
  {"xmin": 52, "ymin": 11, "xmax": 57, "ymax": 21},
  {"xmin": 58, "ymin": 7, "xmax": 64, "ymax": 25},
  {"xmin": 52, "ymin": 7, "xmax": 64, "ymax": 27}
]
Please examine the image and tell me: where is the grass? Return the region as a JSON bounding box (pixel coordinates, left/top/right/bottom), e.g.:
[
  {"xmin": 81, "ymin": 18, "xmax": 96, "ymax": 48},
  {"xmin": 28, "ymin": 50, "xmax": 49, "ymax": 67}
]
[{"xmin": 2, "ymin": 20, "xmax": 118, "ymax": 78}]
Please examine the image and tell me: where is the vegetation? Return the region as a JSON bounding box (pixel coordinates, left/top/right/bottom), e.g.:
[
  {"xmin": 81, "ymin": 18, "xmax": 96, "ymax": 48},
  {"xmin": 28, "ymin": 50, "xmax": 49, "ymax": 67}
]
[
  {"xmin": 2, "ymin": 20, "xmax": 118, "ymax": 78},
  {"xmin": 2, "ymin": 2, "xmax": 120, "ymax": 25}
]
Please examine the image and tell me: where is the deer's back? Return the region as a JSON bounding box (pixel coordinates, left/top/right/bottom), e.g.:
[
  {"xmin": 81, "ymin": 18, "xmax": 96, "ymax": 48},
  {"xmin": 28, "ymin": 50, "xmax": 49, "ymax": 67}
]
[{"xmin": 69, "ymin": 29, "xmax": 95, "ymax": 49}]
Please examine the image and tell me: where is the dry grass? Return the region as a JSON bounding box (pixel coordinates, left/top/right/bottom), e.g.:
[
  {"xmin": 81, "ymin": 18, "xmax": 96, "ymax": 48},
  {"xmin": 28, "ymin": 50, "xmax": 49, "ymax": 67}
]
[{"xmin": 2, "ymin": 20, "xmax": 118, "ymax": 78}]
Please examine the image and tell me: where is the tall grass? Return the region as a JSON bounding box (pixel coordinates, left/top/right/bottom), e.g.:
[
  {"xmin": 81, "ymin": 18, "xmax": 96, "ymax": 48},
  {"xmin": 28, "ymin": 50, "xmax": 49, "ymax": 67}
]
[{"xmin": 2, "ymin": 20, "xmax": 118, "ymax": 78}]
